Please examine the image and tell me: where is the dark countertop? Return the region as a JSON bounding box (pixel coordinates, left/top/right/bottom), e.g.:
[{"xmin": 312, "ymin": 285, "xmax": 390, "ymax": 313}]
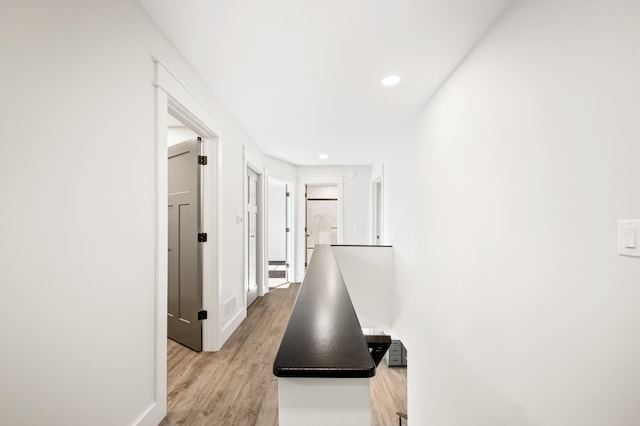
[{"xmin": 273, "ymin": 244, "xmax": 376, "ymax": 378}]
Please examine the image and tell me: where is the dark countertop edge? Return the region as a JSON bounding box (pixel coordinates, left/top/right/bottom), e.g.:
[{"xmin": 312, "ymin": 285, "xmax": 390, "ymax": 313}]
[
  {"xmin": 273, "ymin": 366, "xmax": 377, "ymax": 378},
  {"xmin": 331, "ymin": 244, "xmax": 392, "ymax": 247}
]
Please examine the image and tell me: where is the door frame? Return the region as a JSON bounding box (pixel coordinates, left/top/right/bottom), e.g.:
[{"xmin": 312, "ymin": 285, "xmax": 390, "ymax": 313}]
[
  {"xmin": 245, "ymin": 166, "xmax": 260, "ymax": 306},
  {"xmin": 144, "ymin": 58, "xmax": 222, "ymax": 425},
  {"xmin": 243, "ymin": 156, "xmax": 266, "ymax": 308},
  {"xmin": 295, "ymin": 175, "xmax": 344, "ymax": 282}
]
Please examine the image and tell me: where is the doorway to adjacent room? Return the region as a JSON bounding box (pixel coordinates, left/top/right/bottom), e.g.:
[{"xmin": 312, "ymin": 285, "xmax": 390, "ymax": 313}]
[
  {"xmin": 268, "ymin": 178, "xmax": 292, "ymax": 288},
  {"xmin": 305, "ymin": 184, "xmax": 338, "ymax": 268}
]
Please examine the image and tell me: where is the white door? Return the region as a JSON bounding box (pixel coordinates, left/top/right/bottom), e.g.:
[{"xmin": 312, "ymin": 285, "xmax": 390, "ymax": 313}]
[{"xmin": 247, "ymin": 169, "xmax": 259, "ymax": 306}]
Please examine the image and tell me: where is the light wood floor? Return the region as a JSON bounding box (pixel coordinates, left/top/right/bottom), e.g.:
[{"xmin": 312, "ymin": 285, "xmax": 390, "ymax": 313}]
[{"xmin": 161, "ymin": 283, "xmax": 407, "ymax": 425}]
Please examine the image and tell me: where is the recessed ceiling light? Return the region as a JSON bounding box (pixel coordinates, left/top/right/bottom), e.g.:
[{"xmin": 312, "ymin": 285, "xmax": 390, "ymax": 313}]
[
  {"xmin": 382, "ymin": 75, "xmax": 401, "ymax": 86},
  {"xmin": 319, "ymin": 154, "xmax": 329, "ymax": 160}
]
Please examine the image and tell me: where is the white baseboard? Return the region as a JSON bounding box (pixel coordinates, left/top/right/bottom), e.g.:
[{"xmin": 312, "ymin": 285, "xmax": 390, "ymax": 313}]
[
  {"xmin": 135, "ymin": 402, "xmax": 166, "ymax": 426},
  {"xmin": 219, "ymin": 308, "xmax": 247, "ymax": 349}
]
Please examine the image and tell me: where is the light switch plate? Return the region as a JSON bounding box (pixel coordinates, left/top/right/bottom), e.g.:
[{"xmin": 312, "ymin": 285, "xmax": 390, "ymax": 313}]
[{"xmin": 618, "ymin": 220, "xmax": 640, "ymax": 257}]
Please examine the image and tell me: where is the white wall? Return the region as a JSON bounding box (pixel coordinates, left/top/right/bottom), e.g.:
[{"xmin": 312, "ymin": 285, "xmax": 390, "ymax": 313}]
[
  {"xmin": 0, "ymin": 0, "xmax": 261, "ymax": 423},
  {"xmin": 268, "ymin": 180, "xmax": 287, "ymax": 261},
  {"xmin": 385, "ymin": 0, "xmax": 640, "ymax": 424},
  {"xmin": 167, "ymin": 126, "xmax": 198, "ymax": 147},
  {"xmin": 332, "ymin": 246, "xmax": 394, "ymax": 330},
  {"xmin": 265, "ymin": 154, "xmax": 297, "ymax": 177}
]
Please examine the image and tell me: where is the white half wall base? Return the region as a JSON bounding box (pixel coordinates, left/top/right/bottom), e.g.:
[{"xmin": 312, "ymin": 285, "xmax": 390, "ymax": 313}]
[{"xmin": 278, "ymin": 377, "xmax": 371, "ymax": 426}]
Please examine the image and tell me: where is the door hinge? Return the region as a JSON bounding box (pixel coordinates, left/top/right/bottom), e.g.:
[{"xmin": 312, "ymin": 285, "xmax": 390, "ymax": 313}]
[
  {"xmin": 286, "ymin": 192, "xmax": 290, "ymax": 197},
  {"xmin": 285, "ymin": 263, "xmax": 290, "ymax": 268},
  {"xmin": 198, "ymin": 155, "xmax": 208, "ymax": 165},
  {"xmin": 198, "ymin": 232, "xmax": 208, "ymax": 242},
  {"xmin": 286, "ymin": 227, "xmax": 290, "ymax": 232},
  {"xmin": 198, "ymin": 310, "xmax": 207, "ymax": 320},
  {"xmin": 304, "ymin": 262, "xmax": 307, "ymax": 267}
]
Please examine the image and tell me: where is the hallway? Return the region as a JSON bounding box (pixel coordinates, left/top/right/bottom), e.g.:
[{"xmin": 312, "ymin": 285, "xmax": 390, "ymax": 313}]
[{"xmin": 161, "ymin": 283, "xmax": 407, "ymax": 425}]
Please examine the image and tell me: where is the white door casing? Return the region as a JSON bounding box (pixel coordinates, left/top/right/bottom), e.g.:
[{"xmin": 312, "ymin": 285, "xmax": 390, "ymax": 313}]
[{"xmin": 247, "ymin": 168, "xmax": 259, "ymax": 306}]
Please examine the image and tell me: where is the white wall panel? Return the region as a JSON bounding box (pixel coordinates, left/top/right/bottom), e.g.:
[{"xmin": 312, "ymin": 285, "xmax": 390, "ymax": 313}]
[
  {"xmin": 385, "ymin": 1, "xmax": 640, "ymax": 424},
  {"xmin": 332, "ymin": 246, "xmax": 394, "ymax": 330},
  {"xmin": 0, "ymin": 0, "xmax": 262, "ymax": 423}
]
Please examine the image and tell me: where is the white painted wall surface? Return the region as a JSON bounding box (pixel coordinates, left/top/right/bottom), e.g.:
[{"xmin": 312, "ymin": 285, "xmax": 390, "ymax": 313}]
[
  {"xmin": 0, "ymin": 0, "xmax": 261, "ymax": 423},
  {"xmin": 385, "ymin": 1, "xmax": 640, "ymax": 424},
  {"xmin": 268, "ymin": 180, "xmax": 287, "ymax": 261},
  {"xmin": 265, "ymin": 154, "xmax": 297, "ymax": 177},
  {"xmin": 167, "ymin": 126, "xmax": 198, "ymax": 147},
  {"xmin": 278, "ymin": 377, "xmax": 370, "ymax": 426},
  {"xmin": 332, "ymin": 246, "xmax": 394, "ymax": 330}
]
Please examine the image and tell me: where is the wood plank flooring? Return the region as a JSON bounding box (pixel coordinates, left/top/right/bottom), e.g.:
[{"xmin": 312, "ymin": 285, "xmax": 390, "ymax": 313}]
[{"xmin": 161, "ymin": 283, "xmax": 407, "ymax": 425}]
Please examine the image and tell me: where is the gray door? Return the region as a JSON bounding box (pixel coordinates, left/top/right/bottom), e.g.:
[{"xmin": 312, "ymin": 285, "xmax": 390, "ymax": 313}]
[
  {"xmin": 247, "ymin": 169, "xmax": 259, "ymax": 306},
  {"xmin": 168, "ymin": 138, "xmax": 203, "ymax": 351}
]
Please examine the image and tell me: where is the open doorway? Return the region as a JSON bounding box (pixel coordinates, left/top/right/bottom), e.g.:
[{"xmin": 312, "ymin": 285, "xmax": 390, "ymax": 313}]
[
  {"xmin": 166, "ymin": 114, "xmax": 205, "ymax": 352},
  {"xmin": 305, "ymin": 184, "xmax": 338, "ymax": 267},
  {"xmin": 267, "ymin": 178, "xmax": 291, "ymax": 288}
]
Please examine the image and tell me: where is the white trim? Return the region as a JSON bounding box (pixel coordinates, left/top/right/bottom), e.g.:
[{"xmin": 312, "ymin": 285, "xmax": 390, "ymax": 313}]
[
  {"xmin": 153, "ymin": 57, "xmax": 222, "ymax": 136},
  {"xmin": 134, "ymin": 402, "xmax": 165, "ymax": 426},
  {"xmin": 370, "ymin": 179, "xmax": 384, "ymax": 245},
  {"xmin": 257, "ymin": 170, "xmax": 266, "ymax": 296},
  {"xmin": 371, "ymin": 164, "xmax": 385, "ymax": 245},
  {"xmin": 300, "ymin": 175, "xmax": 345, "ymax": 185},
  {"xmin": 213, "ymin": 138, "xmax": 224, "ymax": 350},
  {"xmin": 221, "ymin": 307, "xmax": 247, "ymax": 343},
  {"xmin": 145, "ymin": 77, "xmax": 168, "ymax": 426},
  {"xmin": 337, "ymin": 184, "xmax": 344, "ymax": 244},
  {"xmin": 200, "ymin": 136, "xmax": 219, "ymax": 350},
  {"xmin": 142, "ymin": 57, "xmax": 222, "ymax": 424}
]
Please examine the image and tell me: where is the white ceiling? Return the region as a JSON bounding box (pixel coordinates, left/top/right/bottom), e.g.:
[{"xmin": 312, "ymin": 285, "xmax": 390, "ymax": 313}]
[{"xmin": 138, "ymin": 0, "xmax": 510, "ymax": 166}]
